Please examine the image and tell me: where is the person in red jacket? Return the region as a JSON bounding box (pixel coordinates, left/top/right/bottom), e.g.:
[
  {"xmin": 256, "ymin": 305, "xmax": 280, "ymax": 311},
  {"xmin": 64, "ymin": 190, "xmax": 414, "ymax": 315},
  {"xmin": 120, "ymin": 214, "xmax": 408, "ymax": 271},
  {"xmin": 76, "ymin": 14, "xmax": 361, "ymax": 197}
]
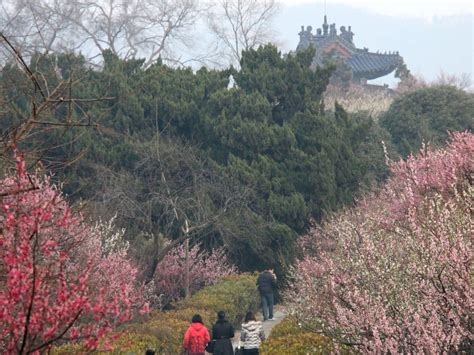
[{"xmin": 183, "ymin": 314, "xmax": 211, "ymax": 355}]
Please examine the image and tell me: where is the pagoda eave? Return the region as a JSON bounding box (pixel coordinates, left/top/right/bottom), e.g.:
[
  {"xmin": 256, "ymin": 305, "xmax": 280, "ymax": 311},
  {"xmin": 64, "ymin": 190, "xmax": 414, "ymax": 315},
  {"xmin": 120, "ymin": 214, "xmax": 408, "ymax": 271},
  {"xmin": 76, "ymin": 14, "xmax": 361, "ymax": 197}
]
[{"xmin": 352, "ymin": 67, "xmax": 399, "ymax": 80}]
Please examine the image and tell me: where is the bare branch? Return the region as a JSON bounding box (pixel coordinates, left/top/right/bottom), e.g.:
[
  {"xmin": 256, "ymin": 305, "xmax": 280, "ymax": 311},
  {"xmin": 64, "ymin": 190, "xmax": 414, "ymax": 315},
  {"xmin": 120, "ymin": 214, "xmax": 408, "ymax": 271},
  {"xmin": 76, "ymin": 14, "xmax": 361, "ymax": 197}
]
[{"xmin": 207, "ymin": 0, "xmax": 279, "ymax": 66}]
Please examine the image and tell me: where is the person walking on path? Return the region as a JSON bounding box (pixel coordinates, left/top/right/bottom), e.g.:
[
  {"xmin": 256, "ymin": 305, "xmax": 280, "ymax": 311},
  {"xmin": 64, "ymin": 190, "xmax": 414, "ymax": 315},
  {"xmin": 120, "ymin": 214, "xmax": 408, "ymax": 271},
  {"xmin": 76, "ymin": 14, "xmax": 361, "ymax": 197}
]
[
  {"xmin": 183, "ymin": 314, "xmax": 210, "ymax": 355},
  {"xmin": 240, "ymin": 311, "xmax": 265, "ymax": 354},
  {"xmin": 211, "ymin": 310, "xmax": 234, "ymax": 355},
  {"xmin": 256, "ymin": 269, "xmax": 277, "ymax": 321}
]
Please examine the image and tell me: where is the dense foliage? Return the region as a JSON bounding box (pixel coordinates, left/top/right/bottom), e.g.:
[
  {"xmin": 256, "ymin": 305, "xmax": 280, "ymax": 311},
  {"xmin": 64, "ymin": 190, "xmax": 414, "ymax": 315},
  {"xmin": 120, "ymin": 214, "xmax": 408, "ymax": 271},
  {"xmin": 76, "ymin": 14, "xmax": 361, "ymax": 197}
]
[
  {"xmin": 286, "ymin": 132, "xmax": 473, "ymax": 352},
  {"xmin": 380, "ymin": 86, "xmax": 474, "ymax": 157},
  {"xmin": 0, "ymin": 46, "xmax": 391, "ymax": 276}
]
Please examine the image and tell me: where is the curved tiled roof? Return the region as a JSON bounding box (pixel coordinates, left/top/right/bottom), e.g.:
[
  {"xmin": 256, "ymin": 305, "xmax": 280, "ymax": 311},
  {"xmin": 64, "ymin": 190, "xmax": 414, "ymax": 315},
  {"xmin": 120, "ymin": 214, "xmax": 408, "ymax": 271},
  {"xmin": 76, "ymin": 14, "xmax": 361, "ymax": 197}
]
[
  {"xmin": 314, "ymin": 35, "xmax": 355, "ymax": 54},
  {"xmin": 347, "ymin": 51, "xmax": 402, "ymax": 80}
]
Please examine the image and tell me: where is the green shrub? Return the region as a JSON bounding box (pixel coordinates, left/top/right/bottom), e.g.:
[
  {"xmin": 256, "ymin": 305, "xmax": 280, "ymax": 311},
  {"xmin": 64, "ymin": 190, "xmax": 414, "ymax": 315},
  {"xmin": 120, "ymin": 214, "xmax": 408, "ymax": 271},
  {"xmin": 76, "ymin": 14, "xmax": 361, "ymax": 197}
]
[
  {"xmin": 260, "ymin": 333, "xmax": 341, "ymax": 354},
  {"xmin": 260, "ymin": 317, "xmax": 355, "ymax": 355},
  {"xmin": 265, "ymin": 316, "xmax": 302, "ymax": 338},
  {"xmin": 105, "ymin": 332, "xmax": 160, "ymax": 353},
  {"xmin": 50, "ymin": 342, "xmax": 86, "ymax": 354},
  {"xmin": 122, "ymin": 317, "xmax": 188, "ymax": 355},
  {"xmin": 178, "ymin": 294, "xmax": 229, "ymax": 320},
  {"xmin": 158, "ymin": 307, "xmax": 215, "ymax": 328},
  {"xmin": 145, "ymin": 319, "xmax": 188, "ymax": 354},
  {"xmin": 178, "ymin": 273, "xmax": 259, "ymax": 327},
  {"xmin": 52, "ymin": 333, "xmax": 159, "ymax": 354}
]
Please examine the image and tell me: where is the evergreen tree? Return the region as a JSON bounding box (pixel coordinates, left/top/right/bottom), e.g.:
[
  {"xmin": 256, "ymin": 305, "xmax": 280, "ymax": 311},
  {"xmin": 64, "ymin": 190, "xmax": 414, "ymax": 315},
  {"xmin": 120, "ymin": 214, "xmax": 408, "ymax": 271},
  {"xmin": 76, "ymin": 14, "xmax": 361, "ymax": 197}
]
[{"xmin": 380, "ymin": 86, "xmax": 474, "ymax": 157}]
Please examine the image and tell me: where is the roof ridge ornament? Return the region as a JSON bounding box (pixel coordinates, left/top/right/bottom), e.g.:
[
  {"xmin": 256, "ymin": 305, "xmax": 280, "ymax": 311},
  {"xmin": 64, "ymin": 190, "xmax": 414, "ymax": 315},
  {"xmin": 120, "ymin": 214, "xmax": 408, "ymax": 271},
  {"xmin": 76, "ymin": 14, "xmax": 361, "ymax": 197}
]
[{"xmin": 322, "ymin": 15, "xmax": 329, "ymax": 36}]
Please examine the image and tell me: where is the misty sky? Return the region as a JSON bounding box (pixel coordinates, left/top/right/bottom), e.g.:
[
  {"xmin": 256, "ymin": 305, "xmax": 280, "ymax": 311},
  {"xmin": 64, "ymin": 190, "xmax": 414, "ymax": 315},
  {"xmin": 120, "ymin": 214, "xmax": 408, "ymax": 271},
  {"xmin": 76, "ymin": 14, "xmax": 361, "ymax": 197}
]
[
  {"xmin": 279, "ymin": 0, "xmax": 474, "ymax": 19},
  {"xmin": 274, "ymin": 0, "xmax": 473, "ymax": 87}
]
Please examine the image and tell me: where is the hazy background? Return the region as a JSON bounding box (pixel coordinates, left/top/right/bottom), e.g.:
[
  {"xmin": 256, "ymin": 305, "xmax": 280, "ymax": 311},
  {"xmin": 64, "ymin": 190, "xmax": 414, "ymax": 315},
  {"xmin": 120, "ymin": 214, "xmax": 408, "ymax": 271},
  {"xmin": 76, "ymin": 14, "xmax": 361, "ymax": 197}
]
[{"xmin": 274, "ymin": 1, "xmax": 473, "ymax": 87}]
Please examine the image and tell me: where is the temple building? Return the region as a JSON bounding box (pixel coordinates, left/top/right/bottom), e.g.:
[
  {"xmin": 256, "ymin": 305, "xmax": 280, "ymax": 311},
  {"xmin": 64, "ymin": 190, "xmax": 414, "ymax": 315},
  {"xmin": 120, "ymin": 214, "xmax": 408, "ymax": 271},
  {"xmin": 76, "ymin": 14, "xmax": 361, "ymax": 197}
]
[{"xmin": 297, "ymin": 16, "xmax": 404, "ymax": 84}]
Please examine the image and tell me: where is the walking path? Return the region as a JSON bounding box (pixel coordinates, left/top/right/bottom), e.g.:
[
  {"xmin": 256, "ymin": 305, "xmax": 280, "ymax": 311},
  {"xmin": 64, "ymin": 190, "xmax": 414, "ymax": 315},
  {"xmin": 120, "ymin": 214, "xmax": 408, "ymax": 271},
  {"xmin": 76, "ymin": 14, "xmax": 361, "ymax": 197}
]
[{"xmin": 232, "ymin": 305, "xmax": 286, "ymax": 349}]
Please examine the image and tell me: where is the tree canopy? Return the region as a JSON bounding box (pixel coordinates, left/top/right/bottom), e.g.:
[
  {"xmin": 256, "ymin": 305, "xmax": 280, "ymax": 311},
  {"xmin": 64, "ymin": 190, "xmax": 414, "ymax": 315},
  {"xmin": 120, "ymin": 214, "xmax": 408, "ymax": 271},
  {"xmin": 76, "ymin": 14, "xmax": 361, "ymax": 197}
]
[
  {"xmin": 0, "ymin": 45, "xmax": 398, "ymax": 277},
  {"xmin": 380, "ymin": 86, "xmax": 474, "ymax": 157}
]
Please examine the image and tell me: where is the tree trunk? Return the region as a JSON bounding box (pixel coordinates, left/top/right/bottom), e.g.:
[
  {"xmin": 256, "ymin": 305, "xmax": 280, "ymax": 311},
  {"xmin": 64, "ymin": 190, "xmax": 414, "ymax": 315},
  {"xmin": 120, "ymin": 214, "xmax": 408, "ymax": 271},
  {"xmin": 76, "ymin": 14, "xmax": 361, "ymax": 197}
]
[{"xmin": 184, "ymin": 237, "xmax": 190, "ymax": 298}]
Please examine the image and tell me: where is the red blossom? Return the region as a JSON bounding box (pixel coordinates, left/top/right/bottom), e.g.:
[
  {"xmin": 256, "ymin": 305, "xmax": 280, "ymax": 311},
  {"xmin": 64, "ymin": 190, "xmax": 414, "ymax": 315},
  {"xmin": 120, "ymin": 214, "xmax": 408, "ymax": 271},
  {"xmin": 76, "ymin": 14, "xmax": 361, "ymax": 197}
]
[{"xmin": 0, "ymin": 155, "xmax": 149, "ymax": 353}]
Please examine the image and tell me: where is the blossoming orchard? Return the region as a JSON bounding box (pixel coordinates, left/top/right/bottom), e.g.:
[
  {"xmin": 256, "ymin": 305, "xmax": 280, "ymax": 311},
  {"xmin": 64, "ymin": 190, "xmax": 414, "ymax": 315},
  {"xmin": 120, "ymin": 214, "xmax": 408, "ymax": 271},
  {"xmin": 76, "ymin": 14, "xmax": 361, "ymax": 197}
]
[
  {"xmin": 0, "ymin": 153, "xmax": 240, "ymax": 352},
  {"xmin": 0, "ymin": 153, "xmax": 148, "ymax": 353},
  {"xmin": 286, "ymin": 132, "xmax": 473, "ymax": 353}
]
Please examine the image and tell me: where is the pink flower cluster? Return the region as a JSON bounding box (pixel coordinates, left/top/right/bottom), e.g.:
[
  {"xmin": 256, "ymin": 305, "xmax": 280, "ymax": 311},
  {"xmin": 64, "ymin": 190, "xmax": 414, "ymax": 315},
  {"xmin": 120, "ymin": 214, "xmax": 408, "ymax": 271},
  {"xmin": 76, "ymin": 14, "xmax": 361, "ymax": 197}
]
[
  {"xmin": 0, "ymin": 153, "xmax": 148, "ymax": 353},
  {"xmin": 153, "ymin": 243, "xmax": 237, "ymax": 307},
  {"xmin": 287, "ymin": 132, "xmax": 473, "ymax": 353}
]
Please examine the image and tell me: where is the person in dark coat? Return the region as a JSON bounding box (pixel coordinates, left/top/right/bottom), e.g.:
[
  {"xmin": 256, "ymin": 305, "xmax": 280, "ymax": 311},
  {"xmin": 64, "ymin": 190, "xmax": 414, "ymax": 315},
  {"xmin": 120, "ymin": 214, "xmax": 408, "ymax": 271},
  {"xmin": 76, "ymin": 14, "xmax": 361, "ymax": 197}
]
[
  {"xmin": 211, "ymin": 310, "xmax": 234, "ymax": 355},
  {"xmin": 256, "ymin": 269, "xmax": 277, "ymax": 321}
]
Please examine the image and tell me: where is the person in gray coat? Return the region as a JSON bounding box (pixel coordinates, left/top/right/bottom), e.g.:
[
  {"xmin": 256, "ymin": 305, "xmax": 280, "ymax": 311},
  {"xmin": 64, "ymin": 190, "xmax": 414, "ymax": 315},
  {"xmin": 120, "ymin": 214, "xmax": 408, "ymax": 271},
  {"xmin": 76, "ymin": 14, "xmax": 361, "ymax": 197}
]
[
  {"xmin": 211, "ymin": 311, "xmax": 234, "ymax": 355},
  {"xmin": 240, "ymin": 311, "xmax": 265, "ymax": 354}
]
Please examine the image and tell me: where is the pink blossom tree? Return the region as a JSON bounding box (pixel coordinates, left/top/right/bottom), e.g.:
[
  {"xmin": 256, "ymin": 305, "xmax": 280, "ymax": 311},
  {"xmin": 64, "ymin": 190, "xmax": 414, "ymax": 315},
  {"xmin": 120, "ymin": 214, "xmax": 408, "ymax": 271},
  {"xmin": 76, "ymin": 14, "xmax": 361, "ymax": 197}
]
[
  {"xmin": 0, "ymin": 153, "xmax": 148, "ymax": 354},
  {"xmin": 152, "ymin": 243, "xmax": 237, "ymax": 308},
  {"xmin": 287, "ymin": 132, "xmax": 473, "ymax": 353}
]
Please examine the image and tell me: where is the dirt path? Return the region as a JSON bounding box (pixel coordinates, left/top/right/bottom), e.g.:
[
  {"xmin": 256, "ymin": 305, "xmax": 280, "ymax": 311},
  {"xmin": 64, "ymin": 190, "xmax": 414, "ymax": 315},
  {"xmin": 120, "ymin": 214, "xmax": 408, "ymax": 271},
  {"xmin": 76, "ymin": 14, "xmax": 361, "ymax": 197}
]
[{"xmin": 232, "ymin": 305, "xmax": 285, "ymax": 349}]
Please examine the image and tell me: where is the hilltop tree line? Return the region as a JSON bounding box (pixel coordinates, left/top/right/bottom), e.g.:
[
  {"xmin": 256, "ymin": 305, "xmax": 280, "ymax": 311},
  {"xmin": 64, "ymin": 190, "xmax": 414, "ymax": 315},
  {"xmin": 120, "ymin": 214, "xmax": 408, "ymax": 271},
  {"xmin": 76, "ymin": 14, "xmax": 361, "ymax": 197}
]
[
  {"xmin": 1, "ymin": 43, "xmax": 472, "ymax": 280},
  {"xmin": 0, "ymin": 0, "xmax": 278, "ymax": 68}
]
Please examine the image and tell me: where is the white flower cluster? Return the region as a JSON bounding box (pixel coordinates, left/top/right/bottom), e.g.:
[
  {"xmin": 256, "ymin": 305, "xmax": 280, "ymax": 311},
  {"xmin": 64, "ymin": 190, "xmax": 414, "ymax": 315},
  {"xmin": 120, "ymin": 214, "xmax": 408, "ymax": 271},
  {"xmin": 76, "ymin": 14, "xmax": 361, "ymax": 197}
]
[{"xmin": 92, "ymin": 215, "xmax": 129, "ymax": 256}]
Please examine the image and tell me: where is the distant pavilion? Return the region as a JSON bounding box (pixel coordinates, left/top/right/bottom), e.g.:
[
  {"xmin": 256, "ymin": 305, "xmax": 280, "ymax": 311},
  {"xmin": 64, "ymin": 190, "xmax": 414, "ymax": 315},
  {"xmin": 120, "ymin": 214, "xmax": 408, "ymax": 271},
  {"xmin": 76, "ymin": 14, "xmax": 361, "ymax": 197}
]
[{"xmin": 297, "ymin": 16, "xmax": 404, "ymax": 84}]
